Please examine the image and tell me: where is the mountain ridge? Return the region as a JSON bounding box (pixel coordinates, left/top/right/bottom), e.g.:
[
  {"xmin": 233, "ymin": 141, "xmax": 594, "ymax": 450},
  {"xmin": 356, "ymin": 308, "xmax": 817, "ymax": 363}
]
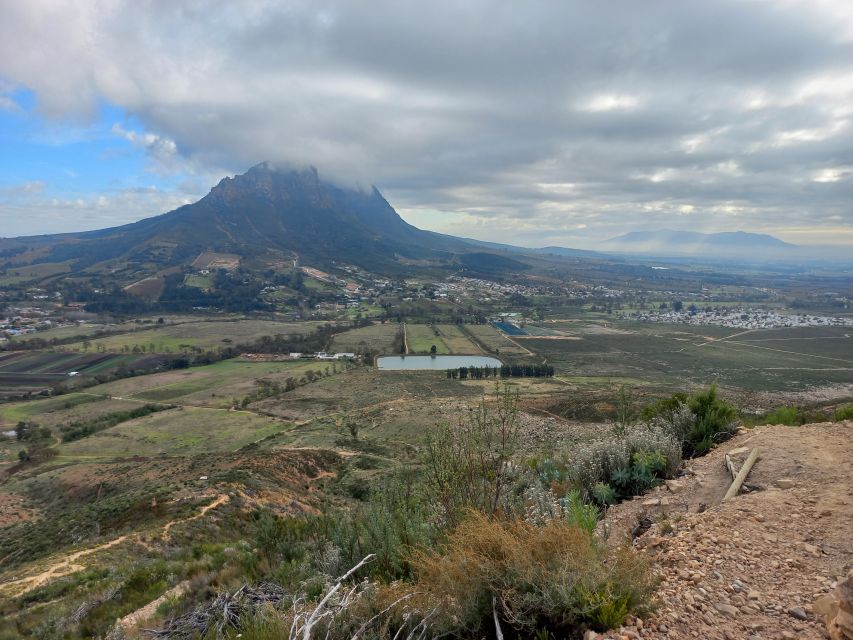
[
  {"xmin": 0, "ymin": 163, "xmax": 481, "ymax": 277},
  {"xmin": 605, "ymin": 229, "xmax": 793, "ymax": 248}
]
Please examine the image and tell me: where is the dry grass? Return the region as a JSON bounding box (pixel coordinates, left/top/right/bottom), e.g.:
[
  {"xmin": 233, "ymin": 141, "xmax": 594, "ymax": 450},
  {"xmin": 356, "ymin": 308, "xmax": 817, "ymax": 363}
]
[{"xmin": 412, "ymin": 511, "xmax": 656, "ymax": 635}]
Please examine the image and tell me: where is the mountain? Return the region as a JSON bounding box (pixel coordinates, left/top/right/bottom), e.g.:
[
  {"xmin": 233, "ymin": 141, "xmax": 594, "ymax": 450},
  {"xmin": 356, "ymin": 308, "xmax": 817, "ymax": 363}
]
[
  {"xmin": 0, "ymin": 163, "xmax": 504, "ymax": 278},
  {"xmin": 599, "ymin": 229, "xmax": 802, "ymax": 261}
]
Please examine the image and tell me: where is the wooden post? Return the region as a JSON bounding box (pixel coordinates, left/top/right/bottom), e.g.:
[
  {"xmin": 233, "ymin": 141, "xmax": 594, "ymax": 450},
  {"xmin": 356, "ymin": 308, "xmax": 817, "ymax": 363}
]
[{"xmin": 723, "ymin": 448, "xmax": 759, "ymax": 501}]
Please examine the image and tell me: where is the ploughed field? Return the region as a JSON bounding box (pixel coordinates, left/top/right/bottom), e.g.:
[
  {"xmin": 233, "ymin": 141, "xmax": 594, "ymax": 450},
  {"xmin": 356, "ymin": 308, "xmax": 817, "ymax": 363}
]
[{"xmin": 0, "ymin": 351, "xmax": 150, "ymax": 400}]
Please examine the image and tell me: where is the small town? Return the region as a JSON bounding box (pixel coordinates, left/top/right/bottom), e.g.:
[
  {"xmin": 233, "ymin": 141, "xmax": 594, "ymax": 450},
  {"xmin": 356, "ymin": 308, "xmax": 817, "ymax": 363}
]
[{"xmin": 626, "ymin": 307, "xmax": 853, "ymax": 329}]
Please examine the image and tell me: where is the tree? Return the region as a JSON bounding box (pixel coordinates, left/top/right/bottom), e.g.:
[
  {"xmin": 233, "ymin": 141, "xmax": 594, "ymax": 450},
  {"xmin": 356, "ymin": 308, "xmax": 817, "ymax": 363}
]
[
  {"xmin": 613, "ymin": 385, "xmax": 637, "ymax": 435},
  {"xmin": 347, "ymin": 418, "xmax": 360, "ymax": 441},
  {"xmin": 672, "ymin": 300, "xmax": 684, "ymax": 312},
  {"xmin": 430, "ymin": 344, "xmax": 437, "ymax": 354},
  {"xmin": 424, "ymin": 384, "xmax": 521, "ymax": 525}
]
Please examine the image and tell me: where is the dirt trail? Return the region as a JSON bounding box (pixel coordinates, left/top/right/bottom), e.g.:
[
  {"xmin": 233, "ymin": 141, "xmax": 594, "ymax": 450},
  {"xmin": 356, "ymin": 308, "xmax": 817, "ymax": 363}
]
[
  {"xmin": 3, "ymin": 493, "xmax": 230, "ymax": 598},
  {"xmin": 117, "ymin": 580, "xmax": 191, "ymax": 631},
  {"xmin": 597, "ymin": 421, "xmax": 853, "ymax": 640},
  {"xmin": 403, "ymin": 322, "xmax": 409, "ymax": 354},
  {"xmin": 162, "ymin": 493, "xmax": 229, "ymax": 540},
  {"xmin": 4, "ymin": 535, "xmax": 130, "ymax": 598}
]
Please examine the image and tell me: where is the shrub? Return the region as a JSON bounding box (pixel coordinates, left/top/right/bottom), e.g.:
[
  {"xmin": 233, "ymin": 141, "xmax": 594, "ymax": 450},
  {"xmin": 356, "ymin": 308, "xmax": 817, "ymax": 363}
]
[
  {"xmin": 322, "ymin": 473, "xmax": 436, "ymax": 581},
  {"xmin": 564, "ymin": 490, "xmax": 600, "ymax": 536},
  {"xmin": 834, "ymin": 403, "xmax": 853, "ymax": 421},
  {"xmin": 412, "ymin": 512, "xmax": 655, "ymax": 636},
  {"xmin": 639, "ymin": 392, "xmax": 688, "ymax": 422},
  {"xmin": 764, "ymin": 406, "xmax": 801, "ymax": 426},
  {"xmin": 563, "ymin": 423, "xmax": 681, "ymax": 499},
  {"xmin": 591, "ymin": 482, "xmax": 616, "ymax": 506},
  {"xmin": 648, "ymin": 386, "xmax": 739, "ymax": 457},
  {"xmin": 686, "ymin": 386, "xmax": 739, "ymax": 455},
  {"xmin": 424, "ymin": 384, "xmax": 521, "ymax": 525}
]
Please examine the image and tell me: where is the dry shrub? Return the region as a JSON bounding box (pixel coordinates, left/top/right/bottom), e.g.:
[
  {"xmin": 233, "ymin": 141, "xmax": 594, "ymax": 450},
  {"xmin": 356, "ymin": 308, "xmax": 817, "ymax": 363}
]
[{"xmin": 412, "ymin": 511, "xmax": 655, "ymax": 635}]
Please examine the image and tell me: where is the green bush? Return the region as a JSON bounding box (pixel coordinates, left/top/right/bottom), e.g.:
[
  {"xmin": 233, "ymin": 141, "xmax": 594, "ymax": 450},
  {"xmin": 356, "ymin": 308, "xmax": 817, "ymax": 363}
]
[
  {"xmin": 834, "ymin": 404, "xmax": 853, "ymax": 421},
  {"xmin": 647, "ymin": 386, "xmax": 738, "ymax": 457},
  {"xmin": 591, "ymin": 482, "xmax": 616, "ymax": 506},
  {"xmin": 562, "ymin": 423, "xmax": 681, "ymax": 500},
  {"xmin": 640, "ymin": 393, "xmax": 688, "ymax": 422},
  {"xmin": 764, "ymin": 406, "xmax": 801, "ymax": 426},
  {"xmin": 322, "ymin": 472, "xmax": 436, "ymax": 581},
  {"xmin": 424, "ymin": 383, "xmax": 521, "ymax": 525},
  {"xmin": 686, "ymin": 386, "xmax": 738, "ymax": 455},
  {"xmin": 564, "ymin": 490, "xmax": 600, "ymax": 536}
]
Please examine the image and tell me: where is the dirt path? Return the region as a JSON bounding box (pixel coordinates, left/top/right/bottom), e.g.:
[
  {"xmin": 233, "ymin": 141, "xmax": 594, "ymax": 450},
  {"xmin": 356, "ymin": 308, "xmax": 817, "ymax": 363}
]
[
  {"xmin": 4, "ymin": 534, "xmax": 130, "ymax": 598},
  {"xmin": 3, "ymin": 493, "xmax": 230, "ymax": 598},
  {"xmin": 597, "ymin": 421, "xmax": 853, "ymax": 640},
  {"xmin": 721, "ymin": 339, "xmax": 853, "ymax": 364},
  {"xmin": 162, "ymin": 493, "xmax": 229, "ymax": 541},
  {"xmin": 695, "ymin": 328, "xmax": 758, "ymax": 347},
  {"xmin": 117, "ymin": 580, "xmax": 191, "ymax": 631},
  {"xmin": 403, "ymin": 322, "xmax": 409, "ymax": 354}
]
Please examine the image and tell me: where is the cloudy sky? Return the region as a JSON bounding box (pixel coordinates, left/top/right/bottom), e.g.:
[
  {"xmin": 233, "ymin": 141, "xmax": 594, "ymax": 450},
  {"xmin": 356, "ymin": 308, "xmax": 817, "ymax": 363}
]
[{"xmin": 1, "ymin": 0, "xmax": 851, "ymax": 247}]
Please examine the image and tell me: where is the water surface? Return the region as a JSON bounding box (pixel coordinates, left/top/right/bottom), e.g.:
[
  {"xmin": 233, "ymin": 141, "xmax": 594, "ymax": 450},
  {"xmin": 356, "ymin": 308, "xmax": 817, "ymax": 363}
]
[{"xmin": 377, "ymin": 355, "xmax": 502, "ymax": 370}]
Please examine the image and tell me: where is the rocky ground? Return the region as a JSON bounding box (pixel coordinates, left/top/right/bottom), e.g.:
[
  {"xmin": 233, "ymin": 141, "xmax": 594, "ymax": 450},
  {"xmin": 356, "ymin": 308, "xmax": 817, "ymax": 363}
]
[{"xmin": 595, "ymin": 421, "xmax": 853, "ymax": 640}]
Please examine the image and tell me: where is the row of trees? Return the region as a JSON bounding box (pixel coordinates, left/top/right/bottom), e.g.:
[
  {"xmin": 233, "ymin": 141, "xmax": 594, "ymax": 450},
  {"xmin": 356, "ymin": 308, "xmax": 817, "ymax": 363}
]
[{"xmin": 446, "ymin": 363, "xmax": 555, "ymax": 379}]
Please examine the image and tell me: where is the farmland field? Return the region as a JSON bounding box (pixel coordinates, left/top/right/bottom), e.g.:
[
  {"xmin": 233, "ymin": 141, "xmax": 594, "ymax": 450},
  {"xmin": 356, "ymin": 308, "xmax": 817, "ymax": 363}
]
[
  {"xmin": 522, "ymin": 321, "xmax": 853, "ymax": 392},
  {"xmin": 0, "ymin": 261, "xmax": 72, "ymax": 285},
  {"xmin": 9, "ymin": 323, "xmax": 110, "ymax": 345},
  {"xmin": 59, "ymin": 320, "xmax": 324, "ymax": 353},
  {"xmin": 405, "ymin": 324, "xmax": 450, "ymax": 354},
  {"xmin": 0, "ymin": 351, "xmax": 139, "ymax": 398},
  {"xmin": 60, "ymin": 406, "xmax": 288, "ymax": 458},
  {"xmin": 184, "ymin": 274, "xmax": 213, "ymax": 290},
  {"xmin": 328, "ymin": 322, "xmax": 402, "ymax": 354},
  {"xmin": 90, "ymin": 358, "xmax": 341, "ymax": 408},
  {"xmin": 461, "ymin": 324, "xmax": 532, "ymax": 358},
  {"xmin": 491, "ymin": 321, "xmax": 528, "ymax": 336},
  {"xmin": 0, "ymin": 393, "xmax": 105, "ymax": 427},
  {"xmin": 434, "ymin": 324, "xmax": 482, "ymax": 353}
]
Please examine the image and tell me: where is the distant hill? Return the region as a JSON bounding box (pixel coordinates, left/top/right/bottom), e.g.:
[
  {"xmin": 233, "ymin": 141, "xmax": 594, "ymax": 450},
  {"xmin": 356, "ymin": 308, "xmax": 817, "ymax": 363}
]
[
  {"xmin": 599, "ymin": 229, "xmax": 802, "ymax": 261},
  {"xmin": 0, "ymin": 163, "xmax": 511, "ymax": 279}
]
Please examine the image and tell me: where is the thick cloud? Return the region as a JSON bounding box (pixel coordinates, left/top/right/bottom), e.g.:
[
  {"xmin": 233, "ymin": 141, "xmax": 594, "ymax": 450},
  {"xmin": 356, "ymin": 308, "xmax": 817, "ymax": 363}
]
[{"xmin": 0, "ymin": 0, "xmax": 851, "ymax": 245}]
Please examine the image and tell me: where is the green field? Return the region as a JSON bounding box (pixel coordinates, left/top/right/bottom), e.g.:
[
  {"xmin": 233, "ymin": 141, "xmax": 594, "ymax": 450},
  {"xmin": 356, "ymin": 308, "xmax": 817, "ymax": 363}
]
[
  {"xmin": 523, "ymin": 321, "xmax": 853, "ymax": 392},
  {"xmin": 0, "ymin": 261, "xmax": 73, "ymax": 285},
  {"xmin": 461, "ymin": 324, "xmax": 532, "ymax": 358},
  {"xmin": 328, "ymin": 323, "xmax": 402, "ymax": 354},
  {"xmin": 184, "ymin": 274, "xmax": 213, "ymax": 290},
  {"xmin": 10, "ymin": 324, "xmax": 110, "ymax": 345},
  {"xmin": 434, "ymin": 324, "xmax": 482, "ymax": 353},
  {"xmin": 60, "ymin": 406, "xmax": 288, "ymax": 458},
  {"xmin": 405, "ymin": 324, "xmax": 450, "ymax": 354},
  {"xmin": 87, "ymin": 359, "xmax": 338, "ymax": 408},
  {"xmin": 0, "ymin": 393, "xmax": 105, "ymax": 427},
  {"xmin": 60, "ymin": 320, "xmax": 323, "ymax": 353}
]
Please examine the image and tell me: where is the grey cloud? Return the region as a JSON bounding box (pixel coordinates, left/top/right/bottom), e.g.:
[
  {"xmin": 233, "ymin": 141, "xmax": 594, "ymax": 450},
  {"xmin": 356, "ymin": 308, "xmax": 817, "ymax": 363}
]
[{"xmin": 0, "ymin": 0, "xmax": 851, "ymax": 244}]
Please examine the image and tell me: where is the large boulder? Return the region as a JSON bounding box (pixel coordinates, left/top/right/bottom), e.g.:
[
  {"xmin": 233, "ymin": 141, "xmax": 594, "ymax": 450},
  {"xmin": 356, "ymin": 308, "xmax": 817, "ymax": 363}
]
[{"xmin": 815, "ymin": 569, "xmax": 853, "ymax": 640}]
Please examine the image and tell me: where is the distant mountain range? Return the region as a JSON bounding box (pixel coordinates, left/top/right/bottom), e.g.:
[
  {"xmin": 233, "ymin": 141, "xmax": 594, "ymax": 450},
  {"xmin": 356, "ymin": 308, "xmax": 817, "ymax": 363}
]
[
  {"xmin": 604, "ymin": 229, "xmax": 792, "ymax": 250},
  {"xmin": 597, "ymin": 229, "xmax": 847, "ymax": 263}
]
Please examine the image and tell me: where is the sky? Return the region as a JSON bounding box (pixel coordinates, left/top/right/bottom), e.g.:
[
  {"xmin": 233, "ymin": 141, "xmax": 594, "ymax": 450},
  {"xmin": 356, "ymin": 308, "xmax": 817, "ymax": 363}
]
[{"xmin": 0, "ymin": 0, "xmax": 852, "ymax": 248}]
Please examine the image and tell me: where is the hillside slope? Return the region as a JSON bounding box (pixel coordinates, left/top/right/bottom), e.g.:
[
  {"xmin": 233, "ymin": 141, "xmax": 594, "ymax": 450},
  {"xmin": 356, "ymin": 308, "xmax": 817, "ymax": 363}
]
[
  {"xmin": 597, "ymin": 421, "xmax": 853, "ymax": 640},
  {"xmin": 0, "ymin": 163, "xmax": 477, "ymax": 276}
]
